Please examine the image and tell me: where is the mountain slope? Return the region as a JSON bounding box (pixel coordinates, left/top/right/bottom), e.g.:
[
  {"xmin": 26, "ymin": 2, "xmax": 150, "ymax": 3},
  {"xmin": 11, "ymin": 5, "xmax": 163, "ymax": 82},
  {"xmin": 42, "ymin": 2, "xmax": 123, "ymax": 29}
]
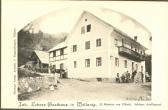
[{"xmin": 18, "ymin": 30, "xmax": 68, "ymax": 66}]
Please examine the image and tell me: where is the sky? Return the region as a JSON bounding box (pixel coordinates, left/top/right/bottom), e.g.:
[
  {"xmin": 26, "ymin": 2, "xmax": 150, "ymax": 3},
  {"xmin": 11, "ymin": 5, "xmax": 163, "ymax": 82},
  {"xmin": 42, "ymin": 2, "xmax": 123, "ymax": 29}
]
[
  {"xmin": 3, "ymin": 1, "xmax": 168, "ymax": 54},
  {"xmin": 2, "ymin": 1, "xmax": 168, "ymax": 32},
  {"xmin": 22, "ymin": 7, "xmax": 151, "ymax": 39},
  {"xmin": 2, "ymin": 1, "xmax": 168, "ymax": 54}
]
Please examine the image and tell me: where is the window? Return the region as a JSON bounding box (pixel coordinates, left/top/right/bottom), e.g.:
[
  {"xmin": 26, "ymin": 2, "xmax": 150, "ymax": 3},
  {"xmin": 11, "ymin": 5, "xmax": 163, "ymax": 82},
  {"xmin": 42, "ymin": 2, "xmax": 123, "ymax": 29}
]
[
  {"xmin": 72, "ymin": 45, "xmax": 77, "ymax": 52},
  {"xmin": 85, "ymin": 41, "xmax": 90, "ymax": 49},
  {"xmin": 122, "ymin": 39, "xmax": 124, "ymax": 46},
  {"xmin": 81, "ymin": 24, "xmax": 91, "ymax": 34},
  {"xmin": 74, "ymin": 61, "xmax": 77, "ymax": 68},
  {"xmin": 53, "ymin": 51, "xmax": 56, "ymax": 57},
  {"xmin": 86, "ymin": 24, "xmax": 91, "ymax": 32},
  {"xmin": 115, "ymin": 58, "xmax": 119, "ymax": 67},
  {"xmin": 136, "ymin": 64, "xmax": 138, "ymax": 71},
  {"xmin": 131, "ymin": 44, "xmax": 133, "ymax": 50},
  {"xmin": 125, "ymin": 42, "xmax": 130, "ymax": 48},
  {"xmin": 60, "ymin": 49, "xmax": 64, "ymax": 55},
  {"xmin": 137, "ymin": 48, "xmax": 139, "ymax": 53},
  {"xmin": 114, "ymin": 39, "xmax": 118, "ymax": 46},
  {"xmin": 96, "ymin": 57, "xmax": 102, "ymax": 67},
  {"xmin": 124, "ymin": 60, "xmax": 127, "ymax": 68},
  {"xmin": 96, "ymin": 38, "xmax": 101, "ymax": 47},
  {"xmin": 60, "ymin": 63, "xmax": 64, "ymax": 70},
  {"xmin": 81, "ymin": 26, "xmax": 85, "ymax": 34},
  {"xmin": 85, "ymin": 59, "xmax": 90, "ymax": 67}
]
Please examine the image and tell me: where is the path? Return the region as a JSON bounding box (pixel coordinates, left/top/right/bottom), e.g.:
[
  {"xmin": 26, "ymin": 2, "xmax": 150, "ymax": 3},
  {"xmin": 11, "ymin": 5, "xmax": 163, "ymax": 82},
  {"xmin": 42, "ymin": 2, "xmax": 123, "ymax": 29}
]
[{"xmin": 30, "ymin": 79, "xmax": 151, "ymax": 101}]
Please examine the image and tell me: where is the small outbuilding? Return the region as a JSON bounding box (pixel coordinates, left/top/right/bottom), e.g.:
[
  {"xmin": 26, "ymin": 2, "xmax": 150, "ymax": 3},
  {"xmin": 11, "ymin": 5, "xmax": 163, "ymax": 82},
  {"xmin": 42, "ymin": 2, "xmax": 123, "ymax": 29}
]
[{"xmin": 30, "ymin": 50, "xmax": 49, "ymax": 73}]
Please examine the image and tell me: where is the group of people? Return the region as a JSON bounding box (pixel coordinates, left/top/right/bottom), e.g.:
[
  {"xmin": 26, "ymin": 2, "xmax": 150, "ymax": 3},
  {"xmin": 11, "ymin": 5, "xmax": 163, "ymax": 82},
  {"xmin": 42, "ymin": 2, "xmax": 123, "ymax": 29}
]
[{"xmin": 116, "ymin": 70, "xmax": 139, "ymax": 83}]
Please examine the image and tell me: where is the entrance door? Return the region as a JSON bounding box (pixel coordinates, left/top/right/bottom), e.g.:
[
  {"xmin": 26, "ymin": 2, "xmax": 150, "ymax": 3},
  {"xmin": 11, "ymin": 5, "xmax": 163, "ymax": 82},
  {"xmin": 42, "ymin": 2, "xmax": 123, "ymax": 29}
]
[
  {"xmin": 60, "ymin": 63, "xmax": 64, "ymax": 78},
  {"xmin": 132, "ymin": 62, "xmax": 134, "ymax": 73},
  {"xmin": 60, "ymin": 63, "xmax": 64, "ymax": 70}
]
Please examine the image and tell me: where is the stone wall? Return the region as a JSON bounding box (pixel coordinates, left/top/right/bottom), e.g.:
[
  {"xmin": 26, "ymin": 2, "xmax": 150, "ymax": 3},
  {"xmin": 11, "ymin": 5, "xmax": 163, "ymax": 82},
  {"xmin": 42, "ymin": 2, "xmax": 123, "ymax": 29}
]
[{"xmin": 18, "ymin": 75, "xmax": 57, "ymax": 94}]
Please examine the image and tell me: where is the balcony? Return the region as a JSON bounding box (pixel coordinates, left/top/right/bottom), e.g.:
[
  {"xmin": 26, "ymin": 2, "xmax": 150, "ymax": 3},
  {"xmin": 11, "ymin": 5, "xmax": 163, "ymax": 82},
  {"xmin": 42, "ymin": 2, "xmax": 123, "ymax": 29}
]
[{"xmin": 118, "ymin": 46, "xmax": 145, "ymax": 62}]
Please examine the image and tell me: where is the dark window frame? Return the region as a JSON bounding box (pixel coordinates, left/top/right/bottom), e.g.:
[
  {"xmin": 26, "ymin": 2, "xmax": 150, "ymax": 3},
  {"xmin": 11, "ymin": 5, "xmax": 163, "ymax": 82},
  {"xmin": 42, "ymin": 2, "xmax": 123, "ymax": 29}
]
[
  {"xmin": 60, "ymin": 49, "xmax": 64, "ymax": 55},
  {"xmin": 86, "ymin": 24, "xmax": 91, "ymax": 32},
  {"xmin": 72, "ymin": 45, "xmax": 77, "ymax": 52},
  {"xmin": 85, "ymin": 59, "xmax": 90, "ymax": 68},
  {"xmin": 96, "ymin": 38, "xmax": 101, "ymax": 47},
  {"xmin": 74, "ymin": 61, "xmax": 77, "ymax": 68},
  {"xmin": 115, "ymin": 57, "xmax": 119, "ymax": 67},
  {"xmin": 85, "ymin": 41, "xmax": 90, "ymax": 49},
  {"xmin": 53, "ymin": 51, "xmax": 56, "ymax": 57},
  {"xmin": 96, "ymin": 57, "xmax": 102, "ymax": 67},
  {"xmin": 124, "ymin": 60, "xmax": 127, "ymax": 68}
]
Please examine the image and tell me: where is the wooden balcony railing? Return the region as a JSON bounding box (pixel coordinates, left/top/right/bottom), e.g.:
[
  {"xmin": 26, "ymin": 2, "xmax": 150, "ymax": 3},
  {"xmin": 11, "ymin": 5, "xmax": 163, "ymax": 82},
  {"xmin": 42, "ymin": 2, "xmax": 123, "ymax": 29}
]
[{"xmin": 118, "ymin": 46, "xmax": 145, "ymax": 61}]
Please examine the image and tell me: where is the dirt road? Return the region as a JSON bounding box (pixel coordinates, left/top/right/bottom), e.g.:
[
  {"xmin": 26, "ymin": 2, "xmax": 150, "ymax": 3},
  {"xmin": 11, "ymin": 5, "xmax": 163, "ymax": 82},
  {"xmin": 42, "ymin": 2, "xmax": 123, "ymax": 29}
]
[{"xmin": 30, "ymin": 79, "xmax": 151, "ymax": 101}]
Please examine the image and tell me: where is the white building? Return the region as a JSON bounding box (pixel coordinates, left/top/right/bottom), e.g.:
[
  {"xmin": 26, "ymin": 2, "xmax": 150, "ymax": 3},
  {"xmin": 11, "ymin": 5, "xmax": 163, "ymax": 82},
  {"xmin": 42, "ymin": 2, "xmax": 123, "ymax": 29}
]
[
  {"xmin": 48, "ymin": 41, "xmax": 68, "ymax": 72},
  {"xmin": 49, "ymin": 11, "xmax": 149, "ymax": 82}
]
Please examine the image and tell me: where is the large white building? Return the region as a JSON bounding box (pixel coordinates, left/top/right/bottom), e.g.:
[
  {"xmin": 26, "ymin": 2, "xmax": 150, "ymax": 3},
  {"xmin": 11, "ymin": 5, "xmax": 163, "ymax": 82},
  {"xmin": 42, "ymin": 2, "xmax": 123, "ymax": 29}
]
[{"xmin": 49, "ymin": 11, "xmax": 149, "ymax": 82}]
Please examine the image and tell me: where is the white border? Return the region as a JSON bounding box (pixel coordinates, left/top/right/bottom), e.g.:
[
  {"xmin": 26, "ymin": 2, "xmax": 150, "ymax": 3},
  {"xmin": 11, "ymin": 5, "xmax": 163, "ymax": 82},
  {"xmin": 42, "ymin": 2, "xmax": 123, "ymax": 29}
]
[{"xmin": 1, "ymin": 1, "xmax": 168, "ymax": 109}]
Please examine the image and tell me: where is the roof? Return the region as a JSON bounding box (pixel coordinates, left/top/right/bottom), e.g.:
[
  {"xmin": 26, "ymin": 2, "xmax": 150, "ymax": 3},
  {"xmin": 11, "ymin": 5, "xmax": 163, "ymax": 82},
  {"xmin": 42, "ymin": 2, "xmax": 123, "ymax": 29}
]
[
  {"xmin": 69, "ymin": 10, "xmax": 147, "ymax": 50},
  {"xmin": 114, "ymin": 28, "xmax": 147, "ymax": 50},
  {"xmin": 34, "ymin": 50, "xmax": 49, "ymax": 64},
  {"xmin": 48, "ymin": 40, "xmax": 67, "ymax": 52}
]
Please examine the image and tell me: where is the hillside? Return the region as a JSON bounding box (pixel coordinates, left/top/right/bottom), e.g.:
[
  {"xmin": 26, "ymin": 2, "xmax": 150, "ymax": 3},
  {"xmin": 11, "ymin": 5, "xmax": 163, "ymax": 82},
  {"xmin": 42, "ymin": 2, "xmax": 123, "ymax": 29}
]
[{"xmin": 18, "ymin": 30, "xmax": 68, "ymax": 66}]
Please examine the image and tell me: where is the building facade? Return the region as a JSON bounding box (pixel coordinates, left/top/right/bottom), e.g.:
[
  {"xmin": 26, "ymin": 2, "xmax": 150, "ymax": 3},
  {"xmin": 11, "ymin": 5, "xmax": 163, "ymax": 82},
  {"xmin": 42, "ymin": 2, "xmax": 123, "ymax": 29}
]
[
  {"xmin": 49, "ymin": 11, "xmax": 148, "ymax": 81},
  {"xmin": 48, "ymin": 41, "xmax": 68, "ymax": 72},
  {"xmin": 29, "ymin": 50, "xmax": 49, "ymax": 73}
]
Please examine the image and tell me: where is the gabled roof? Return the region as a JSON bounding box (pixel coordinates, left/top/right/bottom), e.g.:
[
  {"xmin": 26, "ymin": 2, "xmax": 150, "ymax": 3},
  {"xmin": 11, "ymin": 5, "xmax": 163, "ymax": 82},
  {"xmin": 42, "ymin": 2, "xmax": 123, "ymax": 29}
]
[
  {"xmin": 48, "ymin": 40, "xmax": 67, "ymax": 52},
  {"xmin": 68, "ymin": 10, "xmax": 147, "ymax": 50},
  {"xmin": 34, "ymin": 50, "xmax": 49, "ymax": 64}
]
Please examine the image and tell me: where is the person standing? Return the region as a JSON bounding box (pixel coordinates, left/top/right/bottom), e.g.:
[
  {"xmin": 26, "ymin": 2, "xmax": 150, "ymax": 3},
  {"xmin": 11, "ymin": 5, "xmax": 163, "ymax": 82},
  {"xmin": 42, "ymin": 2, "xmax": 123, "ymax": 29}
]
[
  {"xmin": 116, "ymin": 73, "xmax": 120, "ymax": 83},
  {"xmin": 121, "ymin": 73, "xmax": 126, "ymax": 83},
  {"xmin": 128, "ymin": 71, "xmax": 131, "ymax": 83},
  {"xmin": 126, "ymin": 71, "xmax": 130, "ymax": 83},
  {"xmin": 131, "ymin": 70, "xmax": 137, "ymax": 82}
]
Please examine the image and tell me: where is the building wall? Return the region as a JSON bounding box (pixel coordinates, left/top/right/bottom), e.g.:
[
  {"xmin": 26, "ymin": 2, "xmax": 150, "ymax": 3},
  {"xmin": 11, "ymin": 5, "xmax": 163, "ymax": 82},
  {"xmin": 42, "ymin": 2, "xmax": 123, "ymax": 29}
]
[
  {"xmin": 49, "ymin": 47, "xmax": 68, "ymax": 70},
  {"xmin": 50, "ymin": 59, "xmax": 67, "ymax": 70},
  {"xmin": 49, "ymin": 12, "xmax": 146, "ymax": 81},
  {"xmin": 108, "ymin": 30, "xmax": 146, "ymax": 79},
  {"xmin": 67, "ymin": 12, "xmax": 113, "ymax": 78}
]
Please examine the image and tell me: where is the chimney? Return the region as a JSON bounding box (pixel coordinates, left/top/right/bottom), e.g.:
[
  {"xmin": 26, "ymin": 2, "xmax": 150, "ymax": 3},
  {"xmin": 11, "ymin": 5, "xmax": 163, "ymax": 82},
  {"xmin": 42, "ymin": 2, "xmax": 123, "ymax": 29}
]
[{"xmin": 134, "ymin": 36, "xmax": 138, "ymax": 41}]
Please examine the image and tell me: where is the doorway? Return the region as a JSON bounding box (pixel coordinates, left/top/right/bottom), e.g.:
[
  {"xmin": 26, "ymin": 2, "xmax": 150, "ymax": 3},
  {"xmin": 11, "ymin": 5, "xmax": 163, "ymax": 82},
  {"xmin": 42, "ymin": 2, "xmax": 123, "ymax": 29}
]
[
  {"xmin": 60, "ymin": 63, "xmax": 64, "ymax": 70},
  {"xmin": 60, "ymin": 63, "xmax": 64, "ymax": 78},
  {"xmin": 132, "ymin": 62, "xmax": 134, "ymax": 73}
]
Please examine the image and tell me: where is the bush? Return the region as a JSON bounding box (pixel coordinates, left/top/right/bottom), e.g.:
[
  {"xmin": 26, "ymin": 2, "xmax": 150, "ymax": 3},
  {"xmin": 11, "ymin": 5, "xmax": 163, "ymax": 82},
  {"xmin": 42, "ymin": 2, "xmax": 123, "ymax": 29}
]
[
  {"xmin": 35, "ymin": 68, "xmax": 48, "ymax": 73},
  {"xmin": 18, "ymin": 68, "xmax": 41, "ymax": 78},
  {"xmin": 40, "ymin": 68, "xmax": 48, "ymax": 73}
]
